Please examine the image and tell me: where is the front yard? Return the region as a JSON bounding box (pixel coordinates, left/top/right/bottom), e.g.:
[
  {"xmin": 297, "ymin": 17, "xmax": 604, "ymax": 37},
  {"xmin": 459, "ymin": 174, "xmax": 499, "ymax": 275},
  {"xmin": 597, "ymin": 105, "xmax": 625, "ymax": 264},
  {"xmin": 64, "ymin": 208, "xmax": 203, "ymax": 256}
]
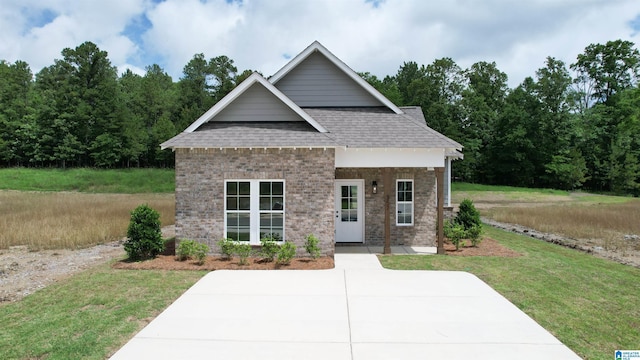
[{"xmin": 380, "ymin": 226, "xmax": 640, "ymax": 360}]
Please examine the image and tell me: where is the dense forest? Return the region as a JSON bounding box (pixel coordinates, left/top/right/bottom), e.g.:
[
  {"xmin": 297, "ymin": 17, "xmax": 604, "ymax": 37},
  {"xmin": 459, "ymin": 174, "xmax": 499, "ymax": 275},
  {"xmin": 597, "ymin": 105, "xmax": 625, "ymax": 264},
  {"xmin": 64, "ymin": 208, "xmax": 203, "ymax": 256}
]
[{"xmin": 0, "ymin": 40, "xmax": 639, "ymax": 194}]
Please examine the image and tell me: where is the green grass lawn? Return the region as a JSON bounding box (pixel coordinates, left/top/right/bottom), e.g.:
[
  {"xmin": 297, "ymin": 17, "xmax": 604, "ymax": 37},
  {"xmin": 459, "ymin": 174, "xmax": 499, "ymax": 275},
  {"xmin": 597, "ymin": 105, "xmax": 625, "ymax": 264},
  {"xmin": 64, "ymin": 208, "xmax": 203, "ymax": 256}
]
[
  {"xmin": 0, "ymin": 168, "xmax": 175, "ymax": 193},
  {"xmin": 0, "ymin": 264, "xmax": 204, "ymax": 360},
  {"xmin": 379, "ymin": 226, "xmax": 640, "ymax": 360}
]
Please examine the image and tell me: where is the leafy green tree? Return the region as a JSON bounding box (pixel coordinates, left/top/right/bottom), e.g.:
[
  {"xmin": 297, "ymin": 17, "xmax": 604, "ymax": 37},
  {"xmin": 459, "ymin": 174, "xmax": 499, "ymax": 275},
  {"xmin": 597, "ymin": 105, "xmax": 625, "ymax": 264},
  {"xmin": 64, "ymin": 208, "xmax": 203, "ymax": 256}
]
[
  {"xmin": 486, "ymin": 78, "xmax": 538, "ymax": 186},
  {"xmin": 571, "ymin": 40, "xmax": 640, "ymax": 105},
  {"xmin": 458, "ymin": 61, "xmax": 508, "ymax": 182},
  {"xmin": 535, "ymin": 57, "xmax": 586, "ymax": 189},
  {"xmin": 0, "ymin": 60, "xmax": 36, "ymax": 165},
  {"xmin": 359, "ymin": 72, "xmax": 403, "ymax": 105},
  {"xmin": 395, "ymin": 61, "xmax": 426, "ymax": 105},
  {"xmin": 34, "ymin": 42, "xmax": 125, "ymax": 167}
]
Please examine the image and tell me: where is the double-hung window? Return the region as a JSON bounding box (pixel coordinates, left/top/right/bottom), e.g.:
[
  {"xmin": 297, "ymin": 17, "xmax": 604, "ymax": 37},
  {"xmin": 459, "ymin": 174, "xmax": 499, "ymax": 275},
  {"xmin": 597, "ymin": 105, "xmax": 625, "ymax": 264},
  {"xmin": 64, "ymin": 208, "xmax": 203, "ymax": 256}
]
[
  {"xmin": 396, "ymin": 180, "xmax": 413, "ymax": 226},
  {"xmin": 225, "ymin": 180, "xmax": 284, "ymax": 244}
]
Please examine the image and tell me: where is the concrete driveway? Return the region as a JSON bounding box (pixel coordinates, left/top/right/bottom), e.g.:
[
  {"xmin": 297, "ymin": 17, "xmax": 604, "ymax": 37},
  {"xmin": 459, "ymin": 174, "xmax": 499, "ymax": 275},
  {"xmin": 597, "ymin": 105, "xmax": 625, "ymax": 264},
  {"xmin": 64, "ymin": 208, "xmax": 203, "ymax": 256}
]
[{"xmin": 111, "ymin": 254, "xmax": 580, "ymax": 360}]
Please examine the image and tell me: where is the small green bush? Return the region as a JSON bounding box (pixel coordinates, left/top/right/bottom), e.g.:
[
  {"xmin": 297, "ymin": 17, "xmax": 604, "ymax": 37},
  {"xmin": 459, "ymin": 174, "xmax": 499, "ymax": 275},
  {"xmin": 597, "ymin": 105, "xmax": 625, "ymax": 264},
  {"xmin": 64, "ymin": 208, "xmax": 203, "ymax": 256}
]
[
  {"xmin": 303, "ymin": 233, "xmax": 321, "ymax": 259},
  {"xmin": 260, "ymin": 236, "xmax": 279, "ymax": 262},
  {"xmin": 124, "ymin": 204, "xmax": 164, "ymax": 260},
  {"xmin": 455, "ymin": 198, "xmax": 481, "ymax": 231},
  {"xmin": 176, "ymin": 240, "xmax": 209, "ymax": 265},
  {"xmin": 467, "ymin": 224, "xmax": 483, "ymax": 247},
  {"xmin": 176, "ymin": 240, "xmax": 194, "ymax": 261},
  {"xmin": 444, "ymin": 220, "xmax": 466, "ymax": 251},
  {"xmin": 277, "ymin": 241, "xmax": 296, "ymax": 265},
  {"xmin": 218, "ymin": 238, "xmax": 236, "ymax": 260},
  {"xmin": 235, "ymin": 243, "xmax": 253, "ymax": 265}
]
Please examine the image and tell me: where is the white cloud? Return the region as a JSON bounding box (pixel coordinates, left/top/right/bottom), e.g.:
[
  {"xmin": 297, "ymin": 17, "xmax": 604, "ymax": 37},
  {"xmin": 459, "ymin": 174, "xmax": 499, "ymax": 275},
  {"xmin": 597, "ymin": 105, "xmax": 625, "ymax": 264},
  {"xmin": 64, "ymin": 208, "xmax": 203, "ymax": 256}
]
[{"xmin": 1, "ymin": 0, "xmax": 639, "ymax": 87}]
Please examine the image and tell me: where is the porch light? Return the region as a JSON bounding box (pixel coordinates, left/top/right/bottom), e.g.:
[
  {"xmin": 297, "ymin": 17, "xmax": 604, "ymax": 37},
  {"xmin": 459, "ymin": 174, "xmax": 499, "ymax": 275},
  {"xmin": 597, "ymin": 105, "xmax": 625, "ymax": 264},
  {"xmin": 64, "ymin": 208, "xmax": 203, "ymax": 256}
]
[{"xmin": 372, "ymin": 181, "xmax": 378, "ymax": 194}]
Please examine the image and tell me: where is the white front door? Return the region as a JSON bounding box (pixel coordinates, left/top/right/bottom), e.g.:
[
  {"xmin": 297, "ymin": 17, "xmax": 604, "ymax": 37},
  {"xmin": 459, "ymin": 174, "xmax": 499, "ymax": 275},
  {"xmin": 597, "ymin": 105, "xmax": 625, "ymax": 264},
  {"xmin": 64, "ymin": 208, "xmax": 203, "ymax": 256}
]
[{"xmin": 335, "ymin": 180, "xmax": 364, "ymax": 243}]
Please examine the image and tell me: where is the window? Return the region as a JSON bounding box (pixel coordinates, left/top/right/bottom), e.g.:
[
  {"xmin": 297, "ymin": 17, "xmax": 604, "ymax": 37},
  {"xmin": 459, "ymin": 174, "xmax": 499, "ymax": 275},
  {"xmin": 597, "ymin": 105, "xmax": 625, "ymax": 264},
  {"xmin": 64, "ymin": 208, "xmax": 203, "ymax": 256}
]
[
  {"xmin": 259, "ymin": 181, "xmax": 284, "ymax": 241},
  {"xmin": 225, "ymin": 180, "xmax": 284, "ymax": 243},
  {"xmin": 396, "ymin": 180, "xmax": 413, "ymax": 226}
]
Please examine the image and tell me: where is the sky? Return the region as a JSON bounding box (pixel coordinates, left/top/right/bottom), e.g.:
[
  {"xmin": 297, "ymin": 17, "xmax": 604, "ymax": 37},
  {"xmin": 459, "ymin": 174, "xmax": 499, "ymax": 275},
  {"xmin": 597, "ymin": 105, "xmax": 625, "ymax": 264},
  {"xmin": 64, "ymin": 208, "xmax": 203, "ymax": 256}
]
[{"xmin": 1, "ymin": 0, "xmax": 640, "ymax": 88}]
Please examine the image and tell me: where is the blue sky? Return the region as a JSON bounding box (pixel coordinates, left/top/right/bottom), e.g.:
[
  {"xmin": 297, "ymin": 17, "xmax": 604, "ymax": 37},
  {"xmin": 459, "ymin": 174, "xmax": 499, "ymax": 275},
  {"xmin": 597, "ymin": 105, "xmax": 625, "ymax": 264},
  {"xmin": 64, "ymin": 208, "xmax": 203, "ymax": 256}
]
[{"xmin": 1, "ymin": 0, "xmax": 639, "ymax": 87}]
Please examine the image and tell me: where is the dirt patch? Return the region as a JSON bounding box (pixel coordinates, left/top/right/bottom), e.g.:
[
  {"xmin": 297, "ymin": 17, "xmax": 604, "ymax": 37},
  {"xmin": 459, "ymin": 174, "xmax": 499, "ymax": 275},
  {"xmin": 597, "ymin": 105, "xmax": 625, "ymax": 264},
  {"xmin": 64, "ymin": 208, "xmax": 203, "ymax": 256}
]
[
  {"xmin": 0, "ymin": 241, "xmax": 125, "ymax": 303},
  {"xmin": 113, "ymin": 256, "xmax": 334, "ymax": 271},
  {"xmin": 443, "ymin": 236, "xmax": 521, "ymax": 257}
]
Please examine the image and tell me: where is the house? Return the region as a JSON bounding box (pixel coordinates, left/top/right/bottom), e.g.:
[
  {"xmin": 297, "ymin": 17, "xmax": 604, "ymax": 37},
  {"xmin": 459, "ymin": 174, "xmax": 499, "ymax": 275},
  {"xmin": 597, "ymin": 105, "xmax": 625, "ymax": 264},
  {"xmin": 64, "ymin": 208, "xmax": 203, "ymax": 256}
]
[{"xmin": 161, "ymin": 41, "xmax": 462, "ymax": 256}]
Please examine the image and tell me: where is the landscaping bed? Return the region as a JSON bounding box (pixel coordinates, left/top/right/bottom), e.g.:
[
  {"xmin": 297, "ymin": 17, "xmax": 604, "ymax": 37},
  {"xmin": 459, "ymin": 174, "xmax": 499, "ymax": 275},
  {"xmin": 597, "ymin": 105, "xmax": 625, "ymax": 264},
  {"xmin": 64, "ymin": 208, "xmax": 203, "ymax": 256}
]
[{"xmin": 113, "ymin": 255, "xmax": 334, "ymax": 270}]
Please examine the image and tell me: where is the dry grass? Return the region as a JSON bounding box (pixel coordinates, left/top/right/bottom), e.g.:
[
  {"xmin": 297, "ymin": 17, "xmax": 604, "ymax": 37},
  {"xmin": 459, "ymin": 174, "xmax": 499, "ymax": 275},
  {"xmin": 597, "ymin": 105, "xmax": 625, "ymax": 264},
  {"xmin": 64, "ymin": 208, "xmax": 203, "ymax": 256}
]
[
  {"xmin": 0, "ymin": 191, "xmax": 175, "ymax": 250},
  {"xmin": 487, "ymin": 201, "xmax": 640, "ymax": 251}
]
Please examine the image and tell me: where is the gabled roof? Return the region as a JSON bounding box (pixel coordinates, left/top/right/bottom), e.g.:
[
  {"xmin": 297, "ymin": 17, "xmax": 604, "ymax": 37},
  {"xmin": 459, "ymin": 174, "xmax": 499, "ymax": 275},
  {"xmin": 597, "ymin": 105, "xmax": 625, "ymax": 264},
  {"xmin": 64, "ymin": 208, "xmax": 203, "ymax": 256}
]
[
  {"xmin": 161, "ymin": 121, "xmax": 338, "ymax": 149},
  {"xmin": 183, "ymin": 73, "xmax": 327, "ymax": 133},
  {"xmin": 269, "ymin": 41, "xmax": 403, "ymax": 114},
  {"xmin": 304, "ymin": 107, "xmax": 462, "ymax": 149}
]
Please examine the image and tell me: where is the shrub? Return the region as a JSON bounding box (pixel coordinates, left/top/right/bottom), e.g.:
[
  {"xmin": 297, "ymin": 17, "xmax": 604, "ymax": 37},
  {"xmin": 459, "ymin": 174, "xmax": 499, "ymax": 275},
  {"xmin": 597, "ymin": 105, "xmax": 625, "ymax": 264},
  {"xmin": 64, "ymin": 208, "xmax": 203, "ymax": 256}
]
[
  {"xmin": 455, "ymin": 198, "xmax": 481, "ymax": 231},
  {"xmin": 467, "ymin": 224, "xmax": 483, "ymax": 247},
  {"xmin": 304, "ymin": 233, "xmax": 321, "ymax": 259},
  {"xmin": 124, "ymin": 204, "xmax": 164, "ymax": 260},
  {"xmin": 235, "ymin": 243, "xmax": 253, "ymax": 265},
  {"xmin": 260, "ymin": 236, "xmax": 279, "ymax": 262},
  {"xmin": 176, "ymin": 239, "xmax": 209, "ymax": 265},
  {"xmin": 276, "ymin": 241, "xmax": 296, "ymax": 265},
  {"xmin": 176, "ymin": 240, "xmax": 194, "ymax": 261},
  {"xmin": 444, "ymin": 220, "xmax": 466, "ymax": 251},
  {"xmin": 192, "ymin": 242, "xmax": 209, "ymax": 265},
  {"xmin": 218, "ymin": 238, "xmax": 236, "ymax": 260}
]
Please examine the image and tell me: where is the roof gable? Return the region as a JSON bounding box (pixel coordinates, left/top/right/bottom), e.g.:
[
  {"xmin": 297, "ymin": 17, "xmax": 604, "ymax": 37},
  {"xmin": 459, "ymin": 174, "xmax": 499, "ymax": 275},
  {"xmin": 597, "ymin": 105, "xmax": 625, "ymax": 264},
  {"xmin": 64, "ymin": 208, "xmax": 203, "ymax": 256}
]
[
  {"xmin": 270, "ymin": 41, "xmax": 403, "ymax": 114},
  {"xmin": 184, "ymin": 73, "xmax": 327, "ymax": 133}
]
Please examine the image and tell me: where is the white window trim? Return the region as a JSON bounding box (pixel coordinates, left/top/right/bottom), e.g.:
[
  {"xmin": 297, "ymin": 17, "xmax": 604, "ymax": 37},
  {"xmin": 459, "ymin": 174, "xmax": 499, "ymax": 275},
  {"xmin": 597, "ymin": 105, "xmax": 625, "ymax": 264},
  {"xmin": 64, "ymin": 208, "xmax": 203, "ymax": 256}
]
[
  {"xmin": 396, "ymin": 179, "xmax": 414, "ymax": 226},
  {"xmin": 224, "ymin": 180, "xmax": 285, "ymax": 244}
]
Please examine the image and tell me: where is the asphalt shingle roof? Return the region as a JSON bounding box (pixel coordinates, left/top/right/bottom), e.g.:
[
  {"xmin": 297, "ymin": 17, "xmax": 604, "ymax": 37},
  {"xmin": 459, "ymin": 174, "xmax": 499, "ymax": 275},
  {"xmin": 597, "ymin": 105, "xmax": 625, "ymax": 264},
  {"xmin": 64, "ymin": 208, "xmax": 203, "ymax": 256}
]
[
  {"xmin": 161, "ymin": 121, "xmax": 338, "ymax": 148},
  {"xmin": 305, "ymin": 107, "xmax": 462, "ymax": 149},
  {"xmin": 161, "ymin": 107, "xmax": 462, "ymax": 150}
]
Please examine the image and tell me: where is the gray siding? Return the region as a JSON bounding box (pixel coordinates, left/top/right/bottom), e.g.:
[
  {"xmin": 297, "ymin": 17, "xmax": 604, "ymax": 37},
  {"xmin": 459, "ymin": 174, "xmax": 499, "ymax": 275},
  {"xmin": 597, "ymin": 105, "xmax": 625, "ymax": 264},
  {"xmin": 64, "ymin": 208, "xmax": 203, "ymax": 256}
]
[
  {"xmin": 274, "ymin": 52, "xmax": 384, "ymax": 107},
  {"xmin": 215, "ymin": 83, "xmax": 304, "ymax": 122}
]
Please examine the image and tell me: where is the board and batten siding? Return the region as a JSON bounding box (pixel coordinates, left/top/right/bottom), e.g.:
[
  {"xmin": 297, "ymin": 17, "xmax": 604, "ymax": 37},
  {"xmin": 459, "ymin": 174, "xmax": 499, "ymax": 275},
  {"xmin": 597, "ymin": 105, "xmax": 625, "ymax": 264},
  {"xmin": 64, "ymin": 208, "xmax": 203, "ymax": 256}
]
[
  {"xmin": 215, "ymin": 83, "xmax": 304, "ymax": 122},
  {"xmin": 275, "ymin": 52, "xmax": 384, "ymax": 107}
]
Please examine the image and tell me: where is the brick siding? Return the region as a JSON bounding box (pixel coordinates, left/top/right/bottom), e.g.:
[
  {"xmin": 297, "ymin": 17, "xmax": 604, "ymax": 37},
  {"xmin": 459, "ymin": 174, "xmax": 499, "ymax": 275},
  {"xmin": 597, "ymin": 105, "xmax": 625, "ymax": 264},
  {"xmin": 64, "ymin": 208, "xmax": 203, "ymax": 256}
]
[
  {"xmin": 175, "ymin": 148, "xmax": 335, "ymax": 256},
  {"xmin": 335, "ymin": 168, "xmax": 437, "ymax": 246}
]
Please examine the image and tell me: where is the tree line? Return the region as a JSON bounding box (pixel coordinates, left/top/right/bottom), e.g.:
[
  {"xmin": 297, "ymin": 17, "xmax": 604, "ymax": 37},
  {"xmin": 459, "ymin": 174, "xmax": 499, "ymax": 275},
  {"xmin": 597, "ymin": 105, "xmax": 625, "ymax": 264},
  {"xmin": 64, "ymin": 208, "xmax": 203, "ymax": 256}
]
[
  {"xmin": 362, "ymin": 39, "xmax": 640, "ymax": 194},
  {"xmin": 1, "ymin": 40, "xmax": 639, "ymax": 194},
  {"xmin": 0, "ymin": 41, "xmax": 252, "ymax": 168}
]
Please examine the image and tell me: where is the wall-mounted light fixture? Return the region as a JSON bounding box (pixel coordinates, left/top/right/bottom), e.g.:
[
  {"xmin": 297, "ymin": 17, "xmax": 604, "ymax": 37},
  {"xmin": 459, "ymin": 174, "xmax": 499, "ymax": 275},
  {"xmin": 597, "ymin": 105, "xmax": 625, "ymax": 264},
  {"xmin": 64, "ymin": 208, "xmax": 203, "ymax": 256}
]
[{"xmin": 372, "ymin": 181, "xmax": 377, "ymax": 194}]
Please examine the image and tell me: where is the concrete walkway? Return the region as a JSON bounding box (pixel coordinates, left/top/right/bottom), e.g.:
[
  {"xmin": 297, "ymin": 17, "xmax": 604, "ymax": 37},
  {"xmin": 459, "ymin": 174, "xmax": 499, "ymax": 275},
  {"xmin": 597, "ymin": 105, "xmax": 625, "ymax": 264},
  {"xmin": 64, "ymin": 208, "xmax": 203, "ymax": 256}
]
[{"xmin": 111, "ymin": 254, "xmax": 581, "ymax": 360}]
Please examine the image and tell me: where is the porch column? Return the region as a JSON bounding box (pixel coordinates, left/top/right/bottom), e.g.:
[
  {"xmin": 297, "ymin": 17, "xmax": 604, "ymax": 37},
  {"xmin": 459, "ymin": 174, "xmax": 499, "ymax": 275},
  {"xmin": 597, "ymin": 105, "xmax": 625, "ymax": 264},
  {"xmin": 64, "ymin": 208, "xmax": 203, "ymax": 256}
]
[
  {"xmin": 435, "ymin": 167, "xmax": 445, "ymax": 255},
  {"xmin": 383, "ymin": 168, "xmax": 392, "ymax": 255}
]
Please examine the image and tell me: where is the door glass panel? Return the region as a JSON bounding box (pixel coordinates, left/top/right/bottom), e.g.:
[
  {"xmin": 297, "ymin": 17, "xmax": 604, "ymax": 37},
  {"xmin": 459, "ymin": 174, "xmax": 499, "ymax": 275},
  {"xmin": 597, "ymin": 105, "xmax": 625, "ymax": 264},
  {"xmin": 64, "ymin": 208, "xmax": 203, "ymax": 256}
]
[{"xmin": 340, "ymin": 185, "xmax": 358, "ymax": 222}]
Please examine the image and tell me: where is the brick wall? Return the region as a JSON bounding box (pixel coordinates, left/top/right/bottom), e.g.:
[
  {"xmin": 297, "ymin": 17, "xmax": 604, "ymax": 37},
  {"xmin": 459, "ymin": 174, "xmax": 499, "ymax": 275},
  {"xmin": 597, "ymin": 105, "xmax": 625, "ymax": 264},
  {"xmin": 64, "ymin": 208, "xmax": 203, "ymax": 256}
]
[
  {"xmin": 335, "ymin": 168, "xmax": 437, "ymax": 246},
  {"xmin": 175, "ymin": 148, "xmax": 336, "ymax": 256}
]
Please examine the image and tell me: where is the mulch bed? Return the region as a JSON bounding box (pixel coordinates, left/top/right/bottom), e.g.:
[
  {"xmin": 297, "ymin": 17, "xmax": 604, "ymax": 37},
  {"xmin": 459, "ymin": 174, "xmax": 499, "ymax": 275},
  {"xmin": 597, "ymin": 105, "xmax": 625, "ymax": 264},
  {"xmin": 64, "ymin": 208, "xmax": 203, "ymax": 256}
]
[
  {"xmin": 444, "ymin": 237, "xmax": 521, "ymax": 257},
  {"xmin": 112, "ymin": 255, "xmax": 335, "ymax": 270},
  {"xmin": 112, "ymin": 237, "xmax": 519, "ymax": 271}
]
